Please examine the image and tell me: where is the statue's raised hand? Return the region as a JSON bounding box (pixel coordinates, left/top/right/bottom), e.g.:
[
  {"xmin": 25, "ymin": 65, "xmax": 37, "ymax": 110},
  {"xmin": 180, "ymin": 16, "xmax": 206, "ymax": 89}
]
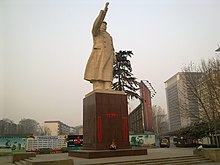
[{"xmin": 104, "ymin": 2, "xmax": 109, "ymax": 12}]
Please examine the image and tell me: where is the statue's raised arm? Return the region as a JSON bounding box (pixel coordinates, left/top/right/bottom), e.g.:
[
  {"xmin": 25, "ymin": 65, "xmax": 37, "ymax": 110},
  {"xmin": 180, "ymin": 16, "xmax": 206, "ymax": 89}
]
[
  {"xmin": 92, "ymin": 2, "xmax": 109, "ymax": 36},
  {"xmin": 84, "ymin": 2, "xmax": 116, "ymax": 91}
]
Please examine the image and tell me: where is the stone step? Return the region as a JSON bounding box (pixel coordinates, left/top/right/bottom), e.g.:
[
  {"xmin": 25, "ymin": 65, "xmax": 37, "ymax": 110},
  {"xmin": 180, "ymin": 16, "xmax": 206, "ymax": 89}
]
[
  {"xmin": 14, "ymin": 159, "xmax": 29, "ymax": 165},
  {"xmin": 171, "ymin": 160, "xmax": 213, "ymax": 165},
  {"xmin": 14, "ymin": 162, "xmax": 23, "ymax": 165},
  {"xmin": 87, "ymin": 155, "xmax": 195, "ymax": 165},
  {"xmin": 86, "ymin": 156, "xmax": 213, "ymax": 165},
  {"xmin": 144, "ymin": 157, "xmax": 211, "ymax": 165},
  {"xmin": 135, "ymin": 157, "xmax": 204, "ymax": 164},
  {"xmin": 14, "ymin": 161, "xmax": 25, "ymax": 165},
  {"xmin": 20, "ymin": 160, "xmax": 27, "ymax": 164},
  {"xmin": 24, "ymin": 158, "xmax": 35, "ymax": 161},
  {"xmin": 145, "ymin": 159, "xmax": 213, "ymax": 165}
]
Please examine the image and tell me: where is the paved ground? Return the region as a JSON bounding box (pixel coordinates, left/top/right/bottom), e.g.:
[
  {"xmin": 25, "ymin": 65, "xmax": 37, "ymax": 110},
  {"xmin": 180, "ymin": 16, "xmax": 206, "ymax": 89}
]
[
  {"xmin": 1, "ymin": 148, "xmax": 220, "ymax": 165},
  {"xmin": 0, "ymin": 155, "xmax": 12, "ymax": 165},
  {"xmin": 35, "ymin": 148, "xmax": 194, "ymax": 164}
]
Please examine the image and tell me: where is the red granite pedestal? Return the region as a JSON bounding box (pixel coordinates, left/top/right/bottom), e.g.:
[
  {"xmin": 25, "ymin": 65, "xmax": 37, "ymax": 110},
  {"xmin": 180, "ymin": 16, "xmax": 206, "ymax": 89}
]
[
  {"xmin": 69, "ymin": 91, "xmax": 147, "ymax": 158},
  {"xmin": 69, "ymin": 148, "xmax": 148, "ymax": 159},
  {"xmin": 83, "ymin": 91, "xmax": 130, "ymax": 150}
]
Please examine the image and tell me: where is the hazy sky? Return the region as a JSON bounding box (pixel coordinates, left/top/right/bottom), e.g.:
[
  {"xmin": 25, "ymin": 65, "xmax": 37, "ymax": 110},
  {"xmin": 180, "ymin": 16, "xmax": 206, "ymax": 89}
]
[{"xmin": 0, "ymin": 0, "xmax": 219, "ymax": 126}]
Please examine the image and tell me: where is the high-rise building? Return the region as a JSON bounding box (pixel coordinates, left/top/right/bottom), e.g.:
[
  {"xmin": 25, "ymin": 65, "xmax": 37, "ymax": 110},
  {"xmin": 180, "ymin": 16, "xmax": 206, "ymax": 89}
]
[{"xmin": 165, "ymin": 72, "xmax": 200, "ymax": 132}]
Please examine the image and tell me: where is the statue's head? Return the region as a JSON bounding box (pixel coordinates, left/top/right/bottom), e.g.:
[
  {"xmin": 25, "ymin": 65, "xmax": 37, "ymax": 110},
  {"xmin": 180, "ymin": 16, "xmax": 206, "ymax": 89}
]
[{"xmin": 100, "ymin": 21, "xmax": 107, "ymax": 31}]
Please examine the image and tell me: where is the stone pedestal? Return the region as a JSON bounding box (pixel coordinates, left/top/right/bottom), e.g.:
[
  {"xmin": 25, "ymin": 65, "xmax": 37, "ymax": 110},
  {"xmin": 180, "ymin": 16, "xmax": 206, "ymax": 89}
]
[
  {"xmin": 82, "ymin": 91, "xmax": 130, "ymax": 150},
  {"xmin": 69, "ymin": 91, "xmax": 148, "ymax": 159}
]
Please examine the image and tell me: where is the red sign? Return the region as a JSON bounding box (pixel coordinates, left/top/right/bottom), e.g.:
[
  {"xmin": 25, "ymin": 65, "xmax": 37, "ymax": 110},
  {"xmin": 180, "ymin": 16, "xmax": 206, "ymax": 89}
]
[
  {"xmin": 105, "ymin": 113, "xmax": 119, "ymax": 118},
  {"xmin": 97, "ymin": 116, "xmax": 102, "ymax": 143}
]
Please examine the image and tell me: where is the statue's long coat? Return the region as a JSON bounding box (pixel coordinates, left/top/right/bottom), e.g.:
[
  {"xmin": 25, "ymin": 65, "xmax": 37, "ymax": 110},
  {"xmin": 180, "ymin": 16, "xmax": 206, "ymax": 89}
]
[{"xmin": 84, "ymin": 10, "xmax": 115, "ymax": 82}]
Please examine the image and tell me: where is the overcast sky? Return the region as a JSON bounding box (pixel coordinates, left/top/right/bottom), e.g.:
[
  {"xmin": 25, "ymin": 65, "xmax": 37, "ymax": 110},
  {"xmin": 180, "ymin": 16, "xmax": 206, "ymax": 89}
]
[{"xmin": 0, "ymin": 0, "xmax": 219, "ymax": 126}]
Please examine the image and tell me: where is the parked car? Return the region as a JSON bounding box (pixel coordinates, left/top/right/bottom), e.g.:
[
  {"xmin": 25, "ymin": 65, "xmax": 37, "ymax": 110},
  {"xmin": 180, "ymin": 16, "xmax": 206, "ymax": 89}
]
[{"xmin": 160, "ymin": 138, "xmax": 170, "ymax": 148}]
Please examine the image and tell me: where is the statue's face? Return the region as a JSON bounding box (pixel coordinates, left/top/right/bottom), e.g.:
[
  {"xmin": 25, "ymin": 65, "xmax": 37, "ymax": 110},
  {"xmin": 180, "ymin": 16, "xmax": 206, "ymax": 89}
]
[{"xmin": 100, "ymin": 22, "xmax": 107, "ymax": 31}]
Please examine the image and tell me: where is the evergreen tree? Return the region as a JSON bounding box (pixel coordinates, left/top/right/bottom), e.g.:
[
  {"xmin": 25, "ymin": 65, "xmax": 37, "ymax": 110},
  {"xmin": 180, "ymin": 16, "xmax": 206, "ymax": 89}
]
[{"xmin": 112, "ymin": 50, "xmax": 140, "ymax": 99}]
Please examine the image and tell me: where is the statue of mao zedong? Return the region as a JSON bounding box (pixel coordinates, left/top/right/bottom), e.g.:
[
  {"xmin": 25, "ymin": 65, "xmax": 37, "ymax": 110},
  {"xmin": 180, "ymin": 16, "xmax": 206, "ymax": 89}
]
[{"xmin": 84, "ymin": 2, "xmax": 116, "ymax": 91}]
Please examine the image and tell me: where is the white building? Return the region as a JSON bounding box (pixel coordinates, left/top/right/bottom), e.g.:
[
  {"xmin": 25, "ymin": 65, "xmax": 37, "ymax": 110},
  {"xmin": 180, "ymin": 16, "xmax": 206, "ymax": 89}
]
[
  {"xmin": 26, "ymin": 135, "xmax": 67, "ymax": 151},
  {"xmin": 44, "ymin": 121, "xmax": 70, "ymax": 136}
]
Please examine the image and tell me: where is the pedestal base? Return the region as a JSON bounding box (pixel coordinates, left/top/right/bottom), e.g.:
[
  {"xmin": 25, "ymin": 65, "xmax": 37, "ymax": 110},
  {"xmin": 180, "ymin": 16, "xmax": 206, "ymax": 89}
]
[{"xmin": 68, "ymin": 148, "xmax": 148, "ymax": 159}]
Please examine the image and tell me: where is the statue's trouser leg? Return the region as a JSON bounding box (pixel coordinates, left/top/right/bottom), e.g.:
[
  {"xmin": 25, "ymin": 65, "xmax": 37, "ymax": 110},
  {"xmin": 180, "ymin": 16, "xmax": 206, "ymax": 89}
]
[
  {"xmin": 104, "ymin": 81, "xmax": 112, "ymax": 90},
  {"xmin": 93, "ymin": 81, "xmax": 104, "ymax": 90}
]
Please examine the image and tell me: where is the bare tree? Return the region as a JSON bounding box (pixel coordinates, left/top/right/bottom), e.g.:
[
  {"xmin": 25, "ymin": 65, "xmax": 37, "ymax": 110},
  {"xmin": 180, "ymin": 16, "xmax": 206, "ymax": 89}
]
[
  {"xmin": 0, "ymin": 118, "xmax": 16, "ymax": 135},
  {"xmin": 178, "ymin": 71, "xmax": 202, "ymax": 124},
  {"xmin": 39, "ymin": 125, "xmax": 52, "ymax": 135},
  {"xmin": 152, "ymin": 105, "xmax": 169, "ymax": 136},
  {"xmin": 182, "ymin": 58, "xmax": 220, "ymax": 147}
]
